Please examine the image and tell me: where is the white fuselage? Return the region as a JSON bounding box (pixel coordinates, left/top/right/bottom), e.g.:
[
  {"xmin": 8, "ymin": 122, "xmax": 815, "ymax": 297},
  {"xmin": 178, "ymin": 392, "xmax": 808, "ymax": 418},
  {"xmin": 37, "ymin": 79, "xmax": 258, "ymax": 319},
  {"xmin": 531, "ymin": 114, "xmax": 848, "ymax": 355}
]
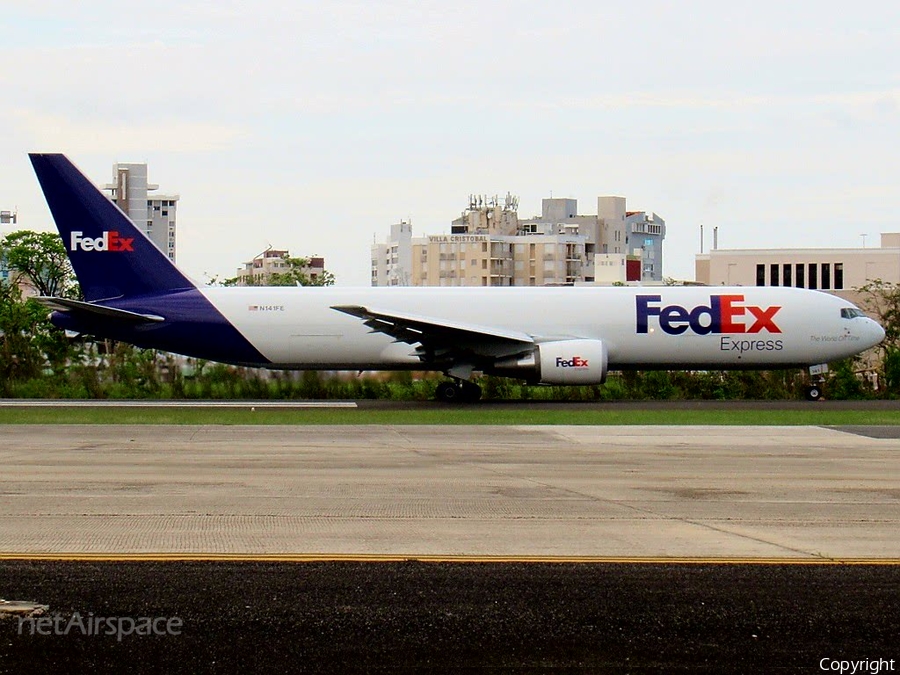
[{"xmin": 199, "ymin": 285, "xmax": 884, "ymax": 370}]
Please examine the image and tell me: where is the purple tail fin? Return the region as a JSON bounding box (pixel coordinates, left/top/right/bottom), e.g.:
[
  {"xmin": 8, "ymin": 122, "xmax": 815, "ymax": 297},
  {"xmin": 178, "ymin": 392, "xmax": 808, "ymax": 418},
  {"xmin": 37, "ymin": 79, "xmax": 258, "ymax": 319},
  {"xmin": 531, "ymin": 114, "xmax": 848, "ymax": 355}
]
[{"xmin": 29, "ymin": 153, "xmax": 195, "ymax": 302}]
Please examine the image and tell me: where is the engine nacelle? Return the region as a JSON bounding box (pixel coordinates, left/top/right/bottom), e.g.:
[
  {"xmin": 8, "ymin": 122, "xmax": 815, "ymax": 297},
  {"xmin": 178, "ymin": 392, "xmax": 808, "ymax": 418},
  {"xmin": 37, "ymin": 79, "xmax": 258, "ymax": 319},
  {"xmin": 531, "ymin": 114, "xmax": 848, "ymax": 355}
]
[
  {"xmin": 490, "ymin": 339, "xmax": 608, "ymax": 385},
  {"xmin": 534, "ymin": 339, "xmax": 608, "ymax": 385}
]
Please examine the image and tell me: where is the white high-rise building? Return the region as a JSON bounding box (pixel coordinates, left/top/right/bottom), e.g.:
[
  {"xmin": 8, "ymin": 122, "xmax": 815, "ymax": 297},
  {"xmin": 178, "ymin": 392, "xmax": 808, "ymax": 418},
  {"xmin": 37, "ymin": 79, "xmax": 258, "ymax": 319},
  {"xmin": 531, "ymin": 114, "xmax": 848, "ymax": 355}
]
[
  {"xmin": 105, "ymin": 163, "xmax": 179, "ymax": 261},
  {"xmin": 0, "ymin": 209, "xmax": 15, "ymax": 285},
  {"xmin": 371, "ymin": 220, "xmax": 413, "ymax": 286}
]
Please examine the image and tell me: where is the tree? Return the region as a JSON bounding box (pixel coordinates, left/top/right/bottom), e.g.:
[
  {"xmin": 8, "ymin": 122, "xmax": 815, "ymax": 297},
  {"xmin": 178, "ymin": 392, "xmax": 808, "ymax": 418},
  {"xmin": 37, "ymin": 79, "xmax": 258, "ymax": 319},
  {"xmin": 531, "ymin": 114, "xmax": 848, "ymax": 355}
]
[
  {"xmin": 1, "ymin": 230, "xmax": 78, "ymax": 298},
  {"xmin": 856, "ymin": 279, "xmax": 900, "ymax": 352},
  {"xmin": 856, "ymin": 279, "xmax": 900, "ymax": 395},
  {"xmin": 0, "ymin": 283, "xmax": 41, "ymax": 385},
  {"xmin": 213, "ymin": 255, "xmax": 336, "ymax": 287},
  {"xmin": 266, "ymin": 255, "xmax": 335, "ymax": 287}
]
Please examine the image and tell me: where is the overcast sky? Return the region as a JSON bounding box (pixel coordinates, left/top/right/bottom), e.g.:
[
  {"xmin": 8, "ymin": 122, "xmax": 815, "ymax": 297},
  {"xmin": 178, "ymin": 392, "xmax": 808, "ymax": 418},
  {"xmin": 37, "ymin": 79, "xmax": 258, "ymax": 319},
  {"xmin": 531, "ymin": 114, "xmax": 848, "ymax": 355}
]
[{"xmin": 2, "ymin": 1, "xmax": 898, "ymax": 285}]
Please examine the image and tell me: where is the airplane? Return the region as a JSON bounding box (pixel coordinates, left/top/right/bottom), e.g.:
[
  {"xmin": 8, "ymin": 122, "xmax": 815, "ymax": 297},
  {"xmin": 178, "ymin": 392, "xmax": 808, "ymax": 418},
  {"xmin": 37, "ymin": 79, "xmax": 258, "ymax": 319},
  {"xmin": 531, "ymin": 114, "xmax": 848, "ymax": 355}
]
[{"xmin": 29, "ymin": 153, "xmax": 885, "ymax": 402}]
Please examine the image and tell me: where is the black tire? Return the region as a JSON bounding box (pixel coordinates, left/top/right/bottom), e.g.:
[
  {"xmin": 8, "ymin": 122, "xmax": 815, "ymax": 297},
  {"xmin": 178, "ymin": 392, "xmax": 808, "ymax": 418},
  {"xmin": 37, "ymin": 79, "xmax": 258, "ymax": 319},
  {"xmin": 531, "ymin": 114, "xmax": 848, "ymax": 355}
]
[
  {"xmin": 805, "ymin": 385, "xmax": 822, "ymax": 401},
  {"xmin": 436, "ymin": 382, "xmax": 461, "ymax": 402},
  {"xmin": 461, "ymin": 382, "xmax": 482, "ymax": 402}
]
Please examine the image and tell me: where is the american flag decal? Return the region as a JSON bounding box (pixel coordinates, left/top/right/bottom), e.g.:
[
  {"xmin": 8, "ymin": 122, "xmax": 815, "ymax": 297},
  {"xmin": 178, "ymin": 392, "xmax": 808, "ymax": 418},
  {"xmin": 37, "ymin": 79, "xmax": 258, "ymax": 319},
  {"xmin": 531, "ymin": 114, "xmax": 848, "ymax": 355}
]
[{"xmin": 248, "ymin": 305, "xmax": 258, "ymax": 311}]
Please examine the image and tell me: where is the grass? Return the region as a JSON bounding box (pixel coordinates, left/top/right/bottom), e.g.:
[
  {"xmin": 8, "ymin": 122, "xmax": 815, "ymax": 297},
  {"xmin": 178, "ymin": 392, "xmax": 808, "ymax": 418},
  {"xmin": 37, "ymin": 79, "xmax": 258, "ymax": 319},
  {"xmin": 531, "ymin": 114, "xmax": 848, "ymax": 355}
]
[{"xmin": 1, "ymin": 406, "xmax": 899, "ymax": 425}]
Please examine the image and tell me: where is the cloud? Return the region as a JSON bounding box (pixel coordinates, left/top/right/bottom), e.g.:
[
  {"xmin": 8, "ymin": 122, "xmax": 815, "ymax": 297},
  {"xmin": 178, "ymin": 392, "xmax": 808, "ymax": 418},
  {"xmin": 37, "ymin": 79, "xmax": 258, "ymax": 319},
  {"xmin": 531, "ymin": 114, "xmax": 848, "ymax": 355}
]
[{"xmin": 8, "ymin": 110, "xmax": 247, "ymax": 154}]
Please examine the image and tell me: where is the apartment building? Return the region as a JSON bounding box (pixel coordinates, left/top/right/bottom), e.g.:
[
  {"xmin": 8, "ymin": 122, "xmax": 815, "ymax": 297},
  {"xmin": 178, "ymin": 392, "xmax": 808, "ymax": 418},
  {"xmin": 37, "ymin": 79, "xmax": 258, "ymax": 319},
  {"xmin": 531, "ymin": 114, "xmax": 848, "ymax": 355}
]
[
  {"xmin": 372, "ymin": 194, "xmax": 665, "ymax": 286},
  {"xmin": 0, "ymin": 210, "xmax": 13, "ymax": 285},
  {"xmin": 235, "ymin": 248, "xmax": 326, "ymax": 286},
  {"xmin": 105, "ymin": 163, "xmax": 179, "ymax": 261}
]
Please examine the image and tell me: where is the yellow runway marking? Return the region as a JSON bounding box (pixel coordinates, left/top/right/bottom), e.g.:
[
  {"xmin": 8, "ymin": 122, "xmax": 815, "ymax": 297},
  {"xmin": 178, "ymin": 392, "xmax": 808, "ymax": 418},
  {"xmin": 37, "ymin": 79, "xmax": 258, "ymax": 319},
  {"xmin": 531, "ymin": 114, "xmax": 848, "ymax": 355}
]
[{"xmin": 2, "ymin": 553, "xmax": 900, "ymax": 565}]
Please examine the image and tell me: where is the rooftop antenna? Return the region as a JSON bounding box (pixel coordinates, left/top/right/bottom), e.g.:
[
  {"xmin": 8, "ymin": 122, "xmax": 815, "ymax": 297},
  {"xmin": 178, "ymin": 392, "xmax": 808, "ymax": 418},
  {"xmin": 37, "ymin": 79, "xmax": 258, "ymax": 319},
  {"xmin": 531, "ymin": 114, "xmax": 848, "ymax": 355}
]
[
  {"xmin": 860, "ymin": 233, "xmax": 868, "ymax": 248},
  {"xmin": 700, "ymin": 224, "xmax": 704, "ymax": 254}
]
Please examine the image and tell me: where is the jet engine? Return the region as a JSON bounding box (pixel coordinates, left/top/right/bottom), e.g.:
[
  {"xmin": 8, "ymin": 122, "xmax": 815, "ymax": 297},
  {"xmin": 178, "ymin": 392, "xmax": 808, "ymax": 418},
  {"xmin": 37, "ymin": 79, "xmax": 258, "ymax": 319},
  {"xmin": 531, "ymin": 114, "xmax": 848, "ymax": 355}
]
[{"xmin": 488, "ymin": 339, "xmax": 608, "ymax": 385}]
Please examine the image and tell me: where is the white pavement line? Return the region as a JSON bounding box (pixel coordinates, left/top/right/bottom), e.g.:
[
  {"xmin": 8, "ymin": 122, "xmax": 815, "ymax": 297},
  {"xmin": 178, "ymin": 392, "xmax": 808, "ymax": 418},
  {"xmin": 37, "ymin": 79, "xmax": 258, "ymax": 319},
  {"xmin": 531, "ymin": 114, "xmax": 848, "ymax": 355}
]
[{"xmin": 0, "ymin": 399, "xmax": 357, "ymax": 408}]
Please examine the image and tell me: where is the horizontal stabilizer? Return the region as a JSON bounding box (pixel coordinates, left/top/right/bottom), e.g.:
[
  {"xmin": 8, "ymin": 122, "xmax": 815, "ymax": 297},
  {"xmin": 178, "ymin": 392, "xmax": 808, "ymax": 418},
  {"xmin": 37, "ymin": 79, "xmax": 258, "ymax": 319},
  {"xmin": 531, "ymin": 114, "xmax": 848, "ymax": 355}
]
[{"xmin": 34, "ymin": 297, "xmax": 165, "ymax": 323}]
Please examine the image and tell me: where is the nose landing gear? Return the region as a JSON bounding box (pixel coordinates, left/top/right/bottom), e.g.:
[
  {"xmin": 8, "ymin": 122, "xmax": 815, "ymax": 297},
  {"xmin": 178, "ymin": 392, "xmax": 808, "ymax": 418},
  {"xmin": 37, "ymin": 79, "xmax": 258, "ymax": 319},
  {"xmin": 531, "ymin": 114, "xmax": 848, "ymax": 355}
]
[
  {"xmin": 805, "ymin": 363, "xmax": 828, "ymax": 401},
  {"xmin": 804, "ymin": 384, "xmax": 823, "ymax": 401}
]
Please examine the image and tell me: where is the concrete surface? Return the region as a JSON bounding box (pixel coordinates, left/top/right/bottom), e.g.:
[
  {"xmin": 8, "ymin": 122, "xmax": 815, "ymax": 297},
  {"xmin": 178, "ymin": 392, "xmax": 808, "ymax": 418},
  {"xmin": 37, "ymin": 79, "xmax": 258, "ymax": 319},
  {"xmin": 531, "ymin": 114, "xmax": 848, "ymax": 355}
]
[{"xmin": 0, "ymin": 425, "xmax": 898, "ymax": 559}]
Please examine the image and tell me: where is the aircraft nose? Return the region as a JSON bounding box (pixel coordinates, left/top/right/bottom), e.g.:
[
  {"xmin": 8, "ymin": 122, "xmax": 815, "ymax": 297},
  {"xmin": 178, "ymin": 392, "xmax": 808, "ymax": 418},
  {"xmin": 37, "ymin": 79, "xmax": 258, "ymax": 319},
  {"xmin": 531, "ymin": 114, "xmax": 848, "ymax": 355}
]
[{"xmin": 869, "ymin": 319, "xmax": 886, "ymax": 347}]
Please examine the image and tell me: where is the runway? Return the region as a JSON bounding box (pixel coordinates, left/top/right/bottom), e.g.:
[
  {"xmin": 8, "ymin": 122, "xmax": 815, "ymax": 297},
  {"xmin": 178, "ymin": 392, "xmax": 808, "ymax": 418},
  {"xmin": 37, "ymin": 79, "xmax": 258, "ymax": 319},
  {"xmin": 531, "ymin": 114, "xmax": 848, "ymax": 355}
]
[
  {"xmin": 3, "ymin": 559, "xmax": 898, "ymax": 674},
  {"xmin": 3, "ymin": 424, "xmax": 899, "ymax": 672},
  {"xmin": 0, "ymin": 424, "xmax": 898, "ymax": 559}
]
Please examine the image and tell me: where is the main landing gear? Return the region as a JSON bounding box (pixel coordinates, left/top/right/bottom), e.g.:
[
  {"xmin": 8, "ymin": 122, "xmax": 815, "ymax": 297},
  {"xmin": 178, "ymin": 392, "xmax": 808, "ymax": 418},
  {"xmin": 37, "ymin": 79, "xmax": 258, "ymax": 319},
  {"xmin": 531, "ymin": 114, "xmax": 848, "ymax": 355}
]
[{"xmin": 436, "ymin": 380, "xmax": 482, "ymax": 403}]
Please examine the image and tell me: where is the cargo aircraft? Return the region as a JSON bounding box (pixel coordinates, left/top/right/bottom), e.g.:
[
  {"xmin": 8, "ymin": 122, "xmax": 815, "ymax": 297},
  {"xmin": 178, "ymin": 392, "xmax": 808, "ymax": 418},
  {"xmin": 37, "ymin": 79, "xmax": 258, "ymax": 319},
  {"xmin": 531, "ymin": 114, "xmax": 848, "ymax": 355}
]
[{"xmin": 29, "ymin": 154, "xmax": 885, "ymax": 401}]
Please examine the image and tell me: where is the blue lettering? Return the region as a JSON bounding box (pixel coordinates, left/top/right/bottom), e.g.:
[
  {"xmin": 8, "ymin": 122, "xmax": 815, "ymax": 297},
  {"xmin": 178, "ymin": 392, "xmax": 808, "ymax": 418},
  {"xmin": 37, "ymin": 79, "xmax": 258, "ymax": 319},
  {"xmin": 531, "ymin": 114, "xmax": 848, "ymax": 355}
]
[
  {"xmin": 635, "ymin": 295, "xmax": 662, "ymax": 334},
  {"xmin": 636, "ymin": 295, "xmax": 782, "ymax": 336},
  {"xmin": 659, "ymin": 305, "xmax": 690, "ymax": 335}
]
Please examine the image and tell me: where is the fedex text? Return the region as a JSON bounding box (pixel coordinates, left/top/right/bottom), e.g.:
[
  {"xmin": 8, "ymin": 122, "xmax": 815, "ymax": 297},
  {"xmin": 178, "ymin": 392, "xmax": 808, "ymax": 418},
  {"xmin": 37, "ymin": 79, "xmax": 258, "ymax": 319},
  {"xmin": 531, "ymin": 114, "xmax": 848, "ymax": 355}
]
[
  {"xmin": 70, "ymin": 231, "xmax": 134, "ymax": 252},
  {"xmin": 555, "ymin": 356, "xmax": 589, "ymax": 368},
  {"xmin": 636, "ymin": 294, "xmax": 782, "ymax": 336}
]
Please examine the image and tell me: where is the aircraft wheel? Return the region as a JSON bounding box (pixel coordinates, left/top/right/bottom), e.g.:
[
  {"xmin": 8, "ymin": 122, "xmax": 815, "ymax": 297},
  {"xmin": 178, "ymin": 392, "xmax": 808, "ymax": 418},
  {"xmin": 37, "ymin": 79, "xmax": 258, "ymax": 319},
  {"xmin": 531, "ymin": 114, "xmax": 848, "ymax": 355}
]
[
  {"xmin": 436, "ymin": 381, "xmax": 462, "ymax": 403},
  {"xmin": 805, "ymin": 385, "xmax": 823, "ymax": 401},
  {"xmin": 461, "ymin": 382, "xmax": 482, "ymax": 402}
]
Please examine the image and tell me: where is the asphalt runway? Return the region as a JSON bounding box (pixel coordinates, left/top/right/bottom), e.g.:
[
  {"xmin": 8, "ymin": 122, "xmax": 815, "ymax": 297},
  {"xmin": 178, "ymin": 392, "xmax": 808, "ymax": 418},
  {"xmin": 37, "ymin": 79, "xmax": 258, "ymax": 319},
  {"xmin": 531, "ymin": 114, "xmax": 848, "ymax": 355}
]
[
  {"xmin": 1, "ymin": 423, "xmax": 898, "ymax": 672},
  {"xmin": 2, "ymin": 560, "xmax": 898, "ymax": 674}
]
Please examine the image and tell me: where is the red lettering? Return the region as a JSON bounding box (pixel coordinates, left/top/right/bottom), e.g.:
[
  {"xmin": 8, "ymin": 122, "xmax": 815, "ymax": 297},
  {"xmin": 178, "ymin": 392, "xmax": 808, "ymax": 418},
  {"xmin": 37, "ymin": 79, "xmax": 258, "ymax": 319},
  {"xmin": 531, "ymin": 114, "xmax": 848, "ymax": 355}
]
[
  {"xmin": 109, "ymin": 231, "xmax": 134, "ymax": 252},
  {"xmin": 719, "ymin": 295, "xmax": 746, "ymax": 333},
  {"xmin": 747, "ymin": 305, "xmax": 782, "ymax": 333}
]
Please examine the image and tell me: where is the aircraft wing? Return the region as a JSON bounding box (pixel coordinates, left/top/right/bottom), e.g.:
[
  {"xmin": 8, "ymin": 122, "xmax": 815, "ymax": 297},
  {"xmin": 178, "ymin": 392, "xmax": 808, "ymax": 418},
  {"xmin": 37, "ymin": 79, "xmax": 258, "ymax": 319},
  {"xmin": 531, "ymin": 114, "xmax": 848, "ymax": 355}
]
[
  {"xmin": 331, "ymin": 305, "xmax": 535, "ymax": 361},
  {"xmin": 34, "ymin": 296, "xmax": 165, "ymax": 323}
]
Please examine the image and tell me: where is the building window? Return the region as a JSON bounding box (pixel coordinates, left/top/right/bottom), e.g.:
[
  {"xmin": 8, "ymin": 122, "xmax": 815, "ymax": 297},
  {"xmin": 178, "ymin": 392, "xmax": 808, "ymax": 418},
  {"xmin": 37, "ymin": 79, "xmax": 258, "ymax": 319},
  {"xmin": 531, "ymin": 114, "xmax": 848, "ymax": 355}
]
[
  {"xmin": 783, "ymin": 263, "xmax": 792, "ymax": 287},
  {"xmin": 796, "ymin": 263, "xmax": 805, "ymax": 288},
  {"xmin": 756, "ymin": 264, "xmax": 765, "ymax": 286},
  {"xmin": 822, "ymin": 263, "xmax": 831, "ymax": 290},
  {"xmin": 835, "ymin": 263, "xmax": 844, "ymax": 290},
  {"xmin": 770, "ymin": 264, "xmax": 779, "ymax": 286},
  {"xmin": 808, "ymin": 263, "xmax": 818, "ymax": 290}
]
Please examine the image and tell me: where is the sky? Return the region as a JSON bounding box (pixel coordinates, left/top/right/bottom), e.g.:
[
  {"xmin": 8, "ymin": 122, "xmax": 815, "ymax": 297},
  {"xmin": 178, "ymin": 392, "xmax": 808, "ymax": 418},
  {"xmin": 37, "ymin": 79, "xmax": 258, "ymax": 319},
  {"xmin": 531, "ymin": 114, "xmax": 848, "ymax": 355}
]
[{"xmin": 2, "ymin": 0, "xmax": 898, "ymax": 286}]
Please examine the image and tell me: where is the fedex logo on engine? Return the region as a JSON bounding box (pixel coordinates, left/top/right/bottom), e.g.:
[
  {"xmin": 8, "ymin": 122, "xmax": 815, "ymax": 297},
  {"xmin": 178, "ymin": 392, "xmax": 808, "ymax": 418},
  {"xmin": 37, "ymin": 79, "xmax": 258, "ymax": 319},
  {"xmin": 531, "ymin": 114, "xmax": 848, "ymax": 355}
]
[
  {"xmin": 636, "ymin": 294, "xmax": 782, "ymax": 335},
  {"xmin": 555, "ymin": 356, "xmax": 589, "ymax": 368},
  {"xmin": 70, "ymin": 231, "xmax": 134, "ymax": 252}
]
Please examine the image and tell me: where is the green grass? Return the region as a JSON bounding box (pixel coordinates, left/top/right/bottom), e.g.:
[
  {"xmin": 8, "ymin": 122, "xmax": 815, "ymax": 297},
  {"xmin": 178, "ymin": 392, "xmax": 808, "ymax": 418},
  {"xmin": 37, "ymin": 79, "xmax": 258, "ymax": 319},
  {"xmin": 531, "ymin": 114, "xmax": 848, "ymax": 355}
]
[{"xmin": 1, "ymin": 406, "xmax": 899, "ymax": 425}]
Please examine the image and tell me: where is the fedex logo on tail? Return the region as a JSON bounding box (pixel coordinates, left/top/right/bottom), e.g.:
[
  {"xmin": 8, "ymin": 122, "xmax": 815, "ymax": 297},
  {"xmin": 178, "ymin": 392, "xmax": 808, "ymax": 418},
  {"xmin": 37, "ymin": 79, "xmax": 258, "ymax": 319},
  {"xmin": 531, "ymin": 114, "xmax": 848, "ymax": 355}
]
[
  {"xmin": 70, "ymin": 231, "xmax": 134, "ymax": 252},
  {"xmin": 636, "ymin": 295, "xmax": 782, "ymax": 335}
]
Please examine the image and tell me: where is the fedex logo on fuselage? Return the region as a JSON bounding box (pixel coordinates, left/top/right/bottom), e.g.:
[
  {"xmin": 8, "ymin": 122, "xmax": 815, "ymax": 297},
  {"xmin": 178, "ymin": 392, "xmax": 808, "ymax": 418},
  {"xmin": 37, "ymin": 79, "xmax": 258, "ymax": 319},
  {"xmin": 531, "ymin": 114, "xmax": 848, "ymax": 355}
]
[
  {"xmin": 70, "ymin": 231, "xmax": 134, "ymax": 252},
  {"xmin": 636, "ymin": 294, "xmax": 782, "ymax": 335},
  {"xmin": 556, "ymin": 356, "xmax": 589, "ymax": 368}
]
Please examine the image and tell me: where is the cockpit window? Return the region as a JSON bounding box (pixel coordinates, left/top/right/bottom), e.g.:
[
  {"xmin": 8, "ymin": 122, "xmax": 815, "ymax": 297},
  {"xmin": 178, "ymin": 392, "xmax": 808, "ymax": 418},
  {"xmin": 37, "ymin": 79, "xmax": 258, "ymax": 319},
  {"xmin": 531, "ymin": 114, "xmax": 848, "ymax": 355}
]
[{"xmin": 840, "ymin": 308, "xmax": 866, "ymax": 319}]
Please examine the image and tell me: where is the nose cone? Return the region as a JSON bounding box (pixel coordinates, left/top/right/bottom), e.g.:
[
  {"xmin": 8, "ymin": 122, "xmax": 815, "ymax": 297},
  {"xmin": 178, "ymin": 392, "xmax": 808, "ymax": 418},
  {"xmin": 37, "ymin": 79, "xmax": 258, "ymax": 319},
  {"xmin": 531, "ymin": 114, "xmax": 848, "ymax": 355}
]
[{"xmin": 868, "ymin": 319, "xmax": 886, "ymax": 348}]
